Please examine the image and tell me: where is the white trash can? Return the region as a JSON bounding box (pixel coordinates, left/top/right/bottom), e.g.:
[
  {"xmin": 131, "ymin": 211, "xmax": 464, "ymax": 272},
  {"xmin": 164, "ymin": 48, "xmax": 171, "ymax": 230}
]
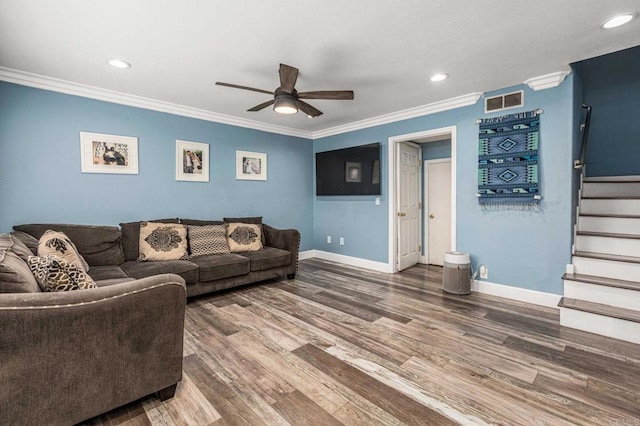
[{"xmin": 443, "ymin": 251, "xmax": 471, "ymax": 295}]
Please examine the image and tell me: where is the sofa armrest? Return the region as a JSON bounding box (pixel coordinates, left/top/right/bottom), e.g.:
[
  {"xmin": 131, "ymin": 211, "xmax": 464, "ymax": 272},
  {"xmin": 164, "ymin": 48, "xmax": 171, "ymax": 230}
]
[
  {"xmin": 263, "ymin": 224, "xmax": 301, "ymax": 275},
  {"xmin": 0, "ymin": 274, "xmax": 186, "ymax": 426}
]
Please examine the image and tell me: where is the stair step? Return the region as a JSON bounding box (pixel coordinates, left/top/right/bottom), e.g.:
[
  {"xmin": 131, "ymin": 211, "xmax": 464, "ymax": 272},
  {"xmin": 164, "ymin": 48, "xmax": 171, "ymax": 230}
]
[
  {"xmin": 573, "ymin": 253, "xmax": 640, "ymax": 282},
  {"xmin": 580, "ymin": 198, "xmax": 640, "ymax": 216},
  {"xmin": 582, "ymin": 181, "xmax": 640, "ymax": 198},
  {"xmin": 584, "ymin": 176, "xmax": 640, "ymax": 183},
  {"xmin": 577, "ymin": 231, "xmax": 640, "ymax": 239},
  {"xmin": 563, "ymin": 276, "xmax": 640, "ymax": 311},
  {"xmin": 559, "ymin": 298, "xmax": 640, "ymax": 344},
  {"xmin": 574, "ymin": 234, "xmax": 640, "ymax": 257},
  {"xmin": 578, "ymin": 215, "xmax": 640, "ymax": 235},
  {"xmin": 562, "ymin": 273, "xmax": 640, "ymax": 291},
  {"xmin": 559, "ymin": 297, "xmax": 640, "ymax": 323}
]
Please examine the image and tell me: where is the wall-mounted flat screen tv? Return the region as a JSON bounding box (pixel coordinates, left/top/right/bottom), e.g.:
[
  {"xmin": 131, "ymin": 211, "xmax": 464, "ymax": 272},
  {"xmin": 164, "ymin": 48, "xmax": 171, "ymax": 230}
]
[{"xmin": 316, "ymin": 143, "xmax": 381, "ymax": 196}]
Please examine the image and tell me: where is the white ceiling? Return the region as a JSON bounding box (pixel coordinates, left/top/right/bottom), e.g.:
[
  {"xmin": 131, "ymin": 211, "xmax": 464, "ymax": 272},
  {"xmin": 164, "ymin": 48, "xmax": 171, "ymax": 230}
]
[{"xmin": 1, "ymin": 1, "xmax": 639, "ymax": 136}]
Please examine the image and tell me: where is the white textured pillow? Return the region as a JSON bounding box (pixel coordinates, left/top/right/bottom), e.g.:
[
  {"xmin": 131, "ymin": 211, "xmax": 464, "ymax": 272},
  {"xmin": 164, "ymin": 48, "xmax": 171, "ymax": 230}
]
[
  {"xmin": 38, "ymin": 230, "xmax": 90, "ymax": 272},
  {"xmin": 138, "ymin": 222, "xmax": 188, "ymax": 261},
  {"xmin": 28, "ymin": 255, "xmax": 96, "ymax": 292}
]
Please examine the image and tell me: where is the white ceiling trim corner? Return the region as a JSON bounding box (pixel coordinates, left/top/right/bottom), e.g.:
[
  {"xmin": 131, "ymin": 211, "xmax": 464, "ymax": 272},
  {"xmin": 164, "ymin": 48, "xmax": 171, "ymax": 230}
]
[
  {"xmin": 524, "ymin": 70, "xmax": 572, "ymax": 91},
  {"xmin": 0, "ymin": 66, "xmax": 313, "ymax": 139},
  {"xmin": 311, "ymin": 92, "xmax": 483, "ymax": 139}
]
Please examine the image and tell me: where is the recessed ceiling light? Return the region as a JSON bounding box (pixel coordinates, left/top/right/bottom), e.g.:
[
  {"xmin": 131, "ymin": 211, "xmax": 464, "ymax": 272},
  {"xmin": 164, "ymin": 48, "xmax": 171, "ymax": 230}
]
[
  {"xmin": 108, "ymin": 59, "xmax": 131, "ymax": 69},
  {"xmin": 601, "ymin": 12, "xmax": 637, "ymax": 29},
  {"xmin": 430, "ymin": 73, "xmax": 449, "ymax": 82}
]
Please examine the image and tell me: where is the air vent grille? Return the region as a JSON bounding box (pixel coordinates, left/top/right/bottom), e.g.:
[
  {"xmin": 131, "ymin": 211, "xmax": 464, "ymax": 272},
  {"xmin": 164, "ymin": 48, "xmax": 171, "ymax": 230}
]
[{"xmin": 485, "ymin": 90, "xmax": 524, "ymax": 113}]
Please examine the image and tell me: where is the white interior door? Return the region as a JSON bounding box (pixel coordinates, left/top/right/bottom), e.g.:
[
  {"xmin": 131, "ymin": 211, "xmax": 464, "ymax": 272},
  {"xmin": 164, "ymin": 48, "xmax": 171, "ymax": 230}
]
[
  {"xmin": 425, "ymin": 160, "xmax": 452, "ymax": 266},
  {"xmin": 397, "ymin": 142, "xmax": 421, "ymax": 271}
]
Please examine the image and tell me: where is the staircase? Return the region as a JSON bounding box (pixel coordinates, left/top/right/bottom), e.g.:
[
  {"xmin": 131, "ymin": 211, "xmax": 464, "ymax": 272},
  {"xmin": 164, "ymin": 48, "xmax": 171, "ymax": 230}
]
[{"xmin": 559, "ymin": 176, "xmax": 640, "ymax": 344}]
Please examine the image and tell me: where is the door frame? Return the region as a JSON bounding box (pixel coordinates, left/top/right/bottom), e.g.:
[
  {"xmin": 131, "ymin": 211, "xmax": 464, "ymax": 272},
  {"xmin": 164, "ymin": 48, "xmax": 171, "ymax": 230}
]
[
  {"xmin": 423, "ymin": 158, "xmax": 452, "ymax": 265},
  {"xmin": 388, "ymin": 126, "xmax": 457, "ymax": 273}
]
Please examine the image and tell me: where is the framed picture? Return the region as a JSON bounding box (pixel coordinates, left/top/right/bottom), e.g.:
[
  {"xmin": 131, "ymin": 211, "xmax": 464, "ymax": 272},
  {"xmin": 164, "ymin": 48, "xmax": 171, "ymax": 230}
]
[
  {"xmin": 176, "ymin": 140, "xmax": 209, "ymax": 182},
  {"xmin": 345, "ymin": 162, "xmax": 361, "ymax": 182},
  {"xmin": 236, "ymin": 151, "xmax": 267, "ymax": 181},
  {"xmin": 80, "ymin": 132, "xmax": 138, "ymax": 174}
]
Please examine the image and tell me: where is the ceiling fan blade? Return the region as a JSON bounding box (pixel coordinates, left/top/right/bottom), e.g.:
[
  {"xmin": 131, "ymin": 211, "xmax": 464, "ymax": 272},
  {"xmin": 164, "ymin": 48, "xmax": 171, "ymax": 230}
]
[
  {"xmin": 297, "ymin": 90, "xmax": 354, "ymax": 100},
  {"xmin": 297, "ymin": 100, "xmax": 323, "ymax": 117},
  {"xmin": 247, "ymin": 99, "xmax": 275, "ymax": 112},
  {"xmin": 279, "ymin": 64, "xmax": 299, "ymax": 94},
  {"xmin": 215, "ymin": 82, "xmax": 273, "ymax": 95}
]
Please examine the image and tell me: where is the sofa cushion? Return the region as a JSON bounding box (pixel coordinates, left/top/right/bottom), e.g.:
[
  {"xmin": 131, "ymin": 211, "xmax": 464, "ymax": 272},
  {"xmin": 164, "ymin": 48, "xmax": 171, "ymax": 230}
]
[
  {"xmin": 87, "ymin": 265, "xmax": 129, "ymax": 281},
  {"xmin": 120, "ymin": 260, "xmax": 199, "ymax": 285},
  {"xmin": 189, "ymin": 253, "xmax": 250, "ymax": 282},
  {"xmin": 37, "ymin": 230, "xmax": 90, "ymax": 272},
  {"xmin": 138, "ymin": 222, "xmax": 188, "ymax": 261},
  {"xmin": 237, "ymin": 247, "xmax": 291, "ymax": 272},
  {"xmin": 0, "ymin": 234, "xmax": 41, "ymax": 293},
  {"xmin": 13, "ymin": 224, "xmax": 125, "ymax": 266},
  {"xmin": 180, "ymin": 218, "xmax": 224, "ymax": 226},
  {"xmin": 224, "ymin": 216, "xmax": 265, "ymax": 245},
  {"xmin": 188, "ymin": 224, "xmax": 230, "ymax": 257},
  {"xmin": 227, "ymin": 223, "xmax": 263, "ymax": 253},
  {"xmin": 120, "ymin": 218, "xmax": 179, "ymax": 261},
  {"xmin": 10, "ymin": 231, "xmax": 38, "ymax": 256},
  {"xmin": 27, "ymin": 255, "xmax": 96, "ymax": 292}
]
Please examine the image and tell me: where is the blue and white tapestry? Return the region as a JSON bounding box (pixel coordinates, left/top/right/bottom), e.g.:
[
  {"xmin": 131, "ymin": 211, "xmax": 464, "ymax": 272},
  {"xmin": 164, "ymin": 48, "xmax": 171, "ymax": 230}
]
[{"xmin": 477, "ymin": 110, "xmax": 541, "ymax": 209}]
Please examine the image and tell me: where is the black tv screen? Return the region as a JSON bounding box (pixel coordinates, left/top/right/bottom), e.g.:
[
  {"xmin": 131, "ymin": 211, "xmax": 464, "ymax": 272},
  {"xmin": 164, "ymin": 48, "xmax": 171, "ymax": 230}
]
[{"xmin": 316, "ymin": 143, "xmax": 381, "ymax": 196}]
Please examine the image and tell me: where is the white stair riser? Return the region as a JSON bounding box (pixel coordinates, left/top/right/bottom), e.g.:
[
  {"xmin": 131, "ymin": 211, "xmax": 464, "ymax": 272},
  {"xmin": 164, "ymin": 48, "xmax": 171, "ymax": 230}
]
[
  {"xmin": 575, "ymin": 235, "xmax": 640, "ymax": 257},
  {"xmin": 573, "ymin": 256, "xmax": 640, "ymax": 281},
  {"xmin": 564, "ymin": 281, "xmax": 640, "ymax": 311},
  {"xmin": 560, "ymin": 308, "xmax": 640, "ymax": 344},
  {"xmin": 580, "ymin": 199, "xmax": 640, "ymax": 216},
  {"xmin": 582, "ymin": 182, "xmax": 640, "ymax": 198},
  {"xmin": 578, "ymin": 216, "xmax": 640, "ymax": 236}
]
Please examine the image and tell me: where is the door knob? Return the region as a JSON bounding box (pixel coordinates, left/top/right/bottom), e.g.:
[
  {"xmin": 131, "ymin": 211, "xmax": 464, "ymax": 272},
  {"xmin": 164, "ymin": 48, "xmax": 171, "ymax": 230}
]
[
  {"xmin": 397, "ymin": 212, "xmax": 406, "ymax": 217},
  {"xmin": 429, "ymin": 214, "xmax": 435, "ymax": 219}
]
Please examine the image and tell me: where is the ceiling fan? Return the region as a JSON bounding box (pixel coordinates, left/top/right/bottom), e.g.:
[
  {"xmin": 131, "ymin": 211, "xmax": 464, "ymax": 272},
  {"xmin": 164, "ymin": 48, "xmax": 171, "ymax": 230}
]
[{"xmin": 215, "ymin": 63, "xmax": 354, "ymax": 118}]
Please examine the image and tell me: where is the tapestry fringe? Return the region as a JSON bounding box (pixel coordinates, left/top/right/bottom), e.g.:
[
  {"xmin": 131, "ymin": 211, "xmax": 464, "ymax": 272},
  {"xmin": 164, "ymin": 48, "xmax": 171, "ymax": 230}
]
[{"xmin": 479, "ymin": 203, "xmax": 539, "ymax": 211}]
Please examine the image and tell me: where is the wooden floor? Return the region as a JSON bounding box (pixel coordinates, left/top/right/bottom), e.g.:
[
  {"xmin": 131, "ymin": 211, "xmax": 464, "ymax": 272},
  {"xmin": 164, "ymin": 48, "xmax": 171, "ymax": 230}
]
[{"xmin": 84, "ymin": 259, "xmax": 640, "ymax": 425}]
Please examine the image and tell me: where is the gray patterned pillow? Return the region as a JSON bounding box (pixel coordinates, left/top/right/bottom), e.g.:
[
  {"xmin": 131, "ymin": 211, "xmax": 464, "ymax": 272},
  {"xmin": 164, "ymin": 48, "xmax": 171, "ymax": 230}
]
[
  {"xmin": 138, "ymin": 222, "xmax": 188, "ymax": 261},
  {"xmin": 27, "ymin": 255, "xmax": 96, "ymax": 292},
  {"xmin": 188, "ymin": 225, "xmax": 230, "ymax": 257},
  {"xmin": 226, "ymin": 223, "xmax": 263, "ymax": 253}
]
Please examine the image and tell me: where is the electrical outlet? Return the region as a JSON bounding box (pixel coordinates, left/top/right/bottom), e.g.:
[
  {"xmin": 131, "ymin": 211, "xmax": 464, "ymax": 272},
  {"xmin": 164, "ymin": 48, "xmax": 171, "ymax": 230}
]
[
  {"xmin": 339, "ymin": 237, "xmax": 345, "ymax": 246},
  {"xmin": 480, "ymin": 265, "xmax": 488, "ymax": 279},
  {"xmin": 375, "ymin": 197, "xmax": 380, "ymax": 205},
  {"xmin": 327, "ymin": 236, "xmax": 331, "ymax": 244}
]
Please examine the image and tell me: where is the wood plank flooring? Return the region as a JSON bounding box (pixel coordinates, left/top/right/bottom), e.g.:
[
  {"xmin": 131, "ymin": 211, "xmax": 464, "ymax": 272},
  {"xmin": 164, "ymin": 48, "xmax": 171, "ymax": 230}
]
[{"xmin": 83, "ymin": 259, "xmax": 640, "ymax": 425}]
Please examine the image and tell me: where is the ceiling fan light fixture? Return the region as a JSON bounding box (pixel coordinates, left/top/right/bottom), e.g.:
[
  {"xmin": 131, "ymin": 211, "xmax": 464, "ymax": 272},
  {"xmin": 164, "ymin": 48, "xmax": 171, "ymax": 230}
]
[
  {"xmin": 601, "ymin": 12, "xmax": 637, "ymax": 29},
  {"xmin": 273, "ymin": 94, "xmax": 298, "ymax": 114}
]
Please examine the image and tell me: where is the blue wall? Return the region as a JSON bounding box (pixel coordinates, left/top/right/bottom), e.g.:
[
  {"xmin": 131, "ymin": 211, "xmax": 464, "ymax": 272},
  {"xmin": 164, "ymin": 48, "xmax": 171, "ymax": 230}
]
[
  {"xmin": 314, "ymin": 78, "xmax": 575, "ymax": 294},
  {"xmin": 422, "ymin": 139, "xmax": 451, "ymax": 161},
  {"xmin": 580, "ymin": 45, "xmax": 640, "ymax": 177},
  {"xmin": 0, "ymin": 82, "xmax": 314, "ymax": 250}
]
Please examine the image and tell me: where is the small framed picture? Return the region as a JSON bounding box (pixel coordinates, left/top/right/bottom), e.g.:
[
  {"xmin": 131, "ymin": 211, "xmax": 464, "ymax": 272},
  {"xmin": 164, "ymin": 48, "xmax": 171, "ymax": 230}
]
[
  {"xmin": 176, "ymin": 140, "xmax": 209, "ymax": 182},
  {"xmin": 80, "ymin": 132, "xmax": 138, "ymax": 174},
  {"xmin": 345, "ymin": 162, "xmax": 361, "ymax": 182},
  {"xmin": 236, "ymin": 151, "xmax": 267, "ymax": 181}
]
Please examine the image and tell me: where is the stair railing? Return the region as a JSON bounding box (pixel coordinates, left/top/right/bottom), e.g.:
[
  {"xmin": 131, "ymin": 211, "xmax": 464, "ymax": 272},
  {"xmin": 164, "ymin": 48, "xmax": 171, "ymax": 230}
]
[{"xmin": 574, "ymin": 104, "xmax": 592, "ymax": 169}]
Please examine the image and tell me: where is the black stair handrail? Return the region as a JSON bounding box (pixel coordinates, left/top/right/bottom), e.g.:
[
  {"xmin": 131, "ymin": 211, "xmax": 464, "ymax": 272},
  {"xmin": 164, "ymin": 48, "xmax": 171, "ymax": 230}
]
[{"xmin": 574, "ymin": 104, "xmax": 592, "ymax": 169}]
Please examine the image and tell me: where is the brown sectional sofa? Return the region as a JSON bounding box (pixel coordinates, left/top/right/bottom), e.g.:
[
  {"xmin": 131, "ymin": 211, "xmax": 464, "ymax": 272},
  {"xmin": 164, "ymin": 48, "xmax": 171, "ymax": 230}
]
[{"xmin": 0, "ymin": 218, "xmax": 300, "ymax": 425}]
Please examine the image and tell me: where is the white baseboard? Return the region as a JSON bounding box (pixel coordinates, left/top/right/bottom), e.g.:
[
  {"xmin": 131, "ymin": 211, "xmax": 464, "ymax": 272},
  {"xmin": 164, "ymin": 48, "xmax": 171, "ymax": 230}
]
[
  {"xmin": 472, "ymin": 279, "xmax": 561, "ymax": 308},
  {"xmin": 302, "ymin": 250, "xmax": 393, "ymax": 273}
]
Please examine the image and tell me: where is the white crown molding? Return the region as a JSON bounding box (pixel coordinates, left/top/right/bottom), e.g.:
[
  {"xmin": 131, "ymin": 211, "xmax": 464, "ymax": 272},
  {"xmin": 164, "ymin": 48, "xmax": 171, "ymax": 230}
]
[
  {"xmin": 524, "ymin": 70, "xmax": 571, "ymax": 91},
  {"xmin": 0, "ymin": 66, "xmax": 313, "ymax": 139},
  {"xmin": 312, "ymin": 92, "xmax": 483, "ymax": 139}
]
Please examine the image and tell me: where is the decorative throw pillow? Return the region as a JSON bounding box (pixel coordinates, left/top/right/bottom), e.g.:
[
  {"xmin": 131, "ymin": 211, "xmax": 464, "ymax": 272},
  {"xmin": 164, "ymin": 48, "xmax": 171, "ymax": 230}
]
[
  {"xmin": 224, "ymin": 216, "xmax": 265, "ymax": 245},
  {"xmin": 188, "ymin": 225, "xmax": 230, "ymax": 257},
  {"xmin": 27, "ymin": 255, "xmax": 96, "ymax": 292},
  {"xmin": 138, "ymin": 222, "xmax": 188, "ymax": 261},
  {"xmin": 226, "ymin": 223, "xmax": 263, "ymax": 253},
  {"xmin": 37, "ymin": 230, "xmax": 90, "ymax": 272}
]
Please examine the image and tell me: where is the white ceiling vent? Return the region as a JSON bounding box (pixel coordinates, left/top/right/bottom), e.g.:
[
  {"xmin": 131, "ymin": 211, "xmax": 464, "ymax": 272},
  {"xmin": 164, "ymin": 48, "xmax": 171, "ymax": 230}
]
[{"xmin": 484, "ymin": 90, "xmax": 524, "ymax": 113}]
